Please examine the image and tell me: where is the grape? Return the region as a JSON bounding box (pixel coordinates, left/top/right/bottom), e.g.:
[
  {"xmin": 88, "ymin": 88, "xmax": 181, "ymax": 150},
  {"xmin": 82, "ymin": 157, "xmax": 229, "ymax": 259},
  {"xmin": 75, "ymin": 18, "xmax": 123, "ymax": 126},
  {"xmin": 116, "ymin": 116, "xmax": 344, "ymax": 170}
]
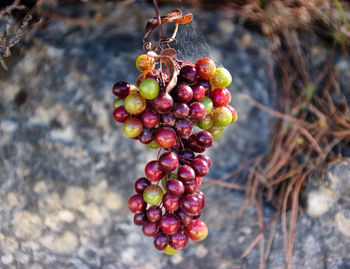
[
  {"xmin": 139, "ymin": 129, "xmax": 154, "ymax": 144},
  {"xmin": 160, "ymin": 213, "xmax": 180, "ymax": 235},
  {"xmin": 196, "ymin": 155, "xmax": 212, "ymax": 167},
  {"xmin": 196, "ymin": 131, "xmax": 214, "ymax": 148},
  {"xmin": 113, "ymin": 97, "xmax": 124, "ymax": 109},
  {"xmin": 184, "ymin": 178, "xmax": 198, "ymax": 194},
  {"xmin": 134, "ymin": 212, "xmax": 147, "ymax": 226},
  {"xmin": 113, "ymin": 106, "xmax": 130, "ymax": 123},
  {"xmin": 147, "ymin": 205, "xmax": 162, "ymax": 222},
  {"xmin": 145, "ymin": 160, "xmax": 164, "ymax": 182},
  {"xmin": 209, "ymin": 125, "xmax": 224, "ymax": 140},
  {"xmin": 163, "ymin": 193, "xmax": 180, "ymax": 212},
  {"xmin": 177, "ymin": 165, "xmax": 196, "ymax": 183},
  {"xmin": 210, "ymin": 88, "xmax": 231, "ymax": 107},
  {"xmin": 141, "ymin": 108, "xmax": 160, "ymax": 128},
  {"xmin": 112, "ymin": 81, "xmax": 130, "ymax": 98},
  {"xmin": 180, "ymin": 194, "xmax": 201, "ymax": 216},
  {"xmin": 189, "ymin": 102, "xmax": 206, "ymax": 121},
  {"xmin": 142, "ymin": 221, "xmax": 159, "ymax": 237},
  {"xmin": 136, "ymin": 54, "xmax": 152, "ymax": 73},
  {"xmin": 174, "ymin": 84, "xmax": 193, "ymax": 103},
  {"xmin": 178, "ymin": 149, "xmax": 195, "ymax": 163},
  {"xmin": 198, "ymin": 114, "xmax": 213, "ymax": 130},
  {"xmin": 134, "ymin": 177, "xmax": 151, "ymax": 193},
  {"xmin": 226, "ymin": 104, "xmax": 238, "ymax": 123},
  {"xmin": 200, "ymin": 96, "xmax": 214, "ymax": 115},
  {"xmin": 164, "ymin": 244, "xmax": 178, "ymax": 255},
  {"xmin": 160, "ymin": 113, "xmax": 176, "ymax": 126},
  {"xmin": 154, "ymin": 232, "xmax": 168, "ymax": 251},
  {"xmin": 186, "ymin": 134, "xmax": 206, "ymax": 153},
  {"xmin": 210, "ymin": 67, "xmax": 232, "ymax": 88},
  {"xmin": 197, "ymin": 79, "xmax": 212, "ymax": 95},
  {"xmin": 174, "ymin": 118, "xmax": 193, "ymax": 138},
  {"xmin": 159, "ymin": 152, "xmax": 178, "ymax": 172},
  {"xmin": 173, "ymin": 103, "xmax": 189, "ymax": 118},
  {"xmin": 166, "ymin": 179, "xmax": 185, "ymax": 196},
  {"xmin": 143, "ymin": 184, "xmax": 163, "ymax": 205},
  {"xmin": 194, "ymin": 190, "xmax": 206, "ymax": 209},
  {"xmin": 176, "ymin": 210, "xmax": 192, "ymax": 226},
  {"xmin": 179, "ymin": 65, "xmax": 197, "ymax": 83},
  {"xmin": 123, "ymin": 117, "xmax": 143, "ymax": 138},
  {"xmin": 169, "ymin": 229, "xmax": 188, "ymax": 250},
  {"xmin": 191, "ymin": 158, "xmax": 209, "ymax": 177},
  {"xmin": 124, "ymin": 92, "xmax": 146, "ymax": 115},
  {"xmin": 213, "ymin": 106, "xmax": 233, "ymax": 127},
  {"xmin": 155, "ymin": 127, "xmax": 177, "ymax": 149},
  {"xmin": 195, "ymin": 58, "xmax": 216, "ymax": 80},
  {"xmin": 186, "ymin": 220, "xmax": 208, "ymax": 241},
  {"xmin": 146, "ymin": 139, "xmax": 160, "ymax": 149},
  {"xmin": 139, "ymin": 78, "xmax": 160, "ymax": 100},
  {"xmin": 191, "ymin": 84, "xmax": 206, "ymax": 101},
  {"xmin": 152, "ymin": 93, "xmax": 174, "ymax": 114},
  {"xmin": 128, "ymin": 194, "xmax": 147, "ymax": 213}
]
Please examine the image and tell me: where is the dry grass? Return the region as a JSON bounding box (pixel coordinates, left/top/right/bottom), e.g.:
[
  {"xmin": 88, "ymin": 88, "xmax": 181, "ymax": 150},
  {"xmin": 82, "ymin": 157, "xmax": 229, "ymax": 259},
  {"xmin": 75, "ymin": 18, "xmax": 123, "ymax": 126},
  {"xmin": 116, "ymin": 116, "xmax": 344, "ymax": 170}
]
[{"xmin": 203, "ymin": 0, "xmax": 350, "ymax": 268}]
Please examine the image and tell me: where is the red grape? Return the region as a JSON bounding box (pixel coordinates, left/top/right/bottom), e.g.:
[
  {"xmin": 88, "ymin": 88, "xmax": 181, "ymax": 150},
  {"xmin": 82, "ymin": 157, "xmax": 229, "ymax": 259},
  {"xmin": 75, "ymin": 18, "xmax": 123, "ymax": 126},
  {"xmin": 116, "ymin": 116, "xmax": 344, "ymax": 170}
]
[
  {"xmin": 134, "ymin": 177, "xmax": 151, "ymax": 193},
  {"xmin": 195, "ymin": 58, "xmax": 216, "ymax": 80},
  {"xmin": 142, "ymin": 221, "xmax": 159, "ymax": 237},
  {"xmin": 145, "ymin": 160, "xmax": 164, "ymax": 182},
  {"xmin": 155, "ymin": 127, "xmax": 177, "ymax": 149},
  {"xmin": 159, "ymin": 152, "xmax": 178, "ymax": 172},
  {"xmin": 128, "ymin": 194, "xmax": 147, "ymax": 213},
  {"xmin": 160, "ymin": 213, "xmax": 180, "ymax": 235},
  {"xmin": 112, "ymin": 81, "xmax": 130, "ymax": 98}
]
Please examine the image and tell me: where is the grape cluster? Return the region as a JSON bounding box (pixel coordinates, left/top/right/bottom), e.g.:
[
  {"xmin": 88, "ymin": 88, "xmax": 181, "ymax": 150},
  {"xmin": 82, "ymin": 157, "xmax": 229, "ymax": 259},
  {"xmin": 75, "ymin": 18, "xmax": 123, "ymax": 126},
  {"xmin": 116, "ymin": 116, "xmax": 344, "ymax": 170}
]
[{"xmin": 112, "ymin": 54, "xmax": 237, "ymax": 255}]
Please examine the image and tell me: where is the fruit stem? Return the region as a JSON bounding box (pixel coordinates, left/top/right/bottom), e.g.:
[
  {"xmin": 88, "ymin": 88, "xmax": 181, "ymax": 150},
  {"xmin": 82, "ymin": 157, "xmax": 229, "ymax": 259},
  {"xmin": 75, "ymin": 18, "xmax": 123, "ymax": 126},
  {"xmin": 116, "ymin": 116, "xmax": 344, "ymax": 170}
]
[{"xmin": 152, "ymin": 0, "xmax": 164, "ymax": 39}]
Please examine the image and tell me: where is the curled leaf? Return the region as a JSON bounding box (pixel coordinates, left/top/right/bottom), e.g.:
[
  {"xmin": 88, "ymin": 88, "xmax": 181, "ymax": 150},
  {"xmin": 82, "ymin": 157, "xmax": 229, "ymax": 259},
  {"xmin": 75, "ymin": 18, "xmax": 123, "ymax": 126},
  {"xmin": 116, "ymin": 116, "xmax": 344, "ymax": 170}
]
[
  {"xmin": 176, "ymin": 14, "xmax": 192, "ymax": 24},
  {"xmin": 143, "ymin": 9, "xmax": 193, "ymax": 42}
]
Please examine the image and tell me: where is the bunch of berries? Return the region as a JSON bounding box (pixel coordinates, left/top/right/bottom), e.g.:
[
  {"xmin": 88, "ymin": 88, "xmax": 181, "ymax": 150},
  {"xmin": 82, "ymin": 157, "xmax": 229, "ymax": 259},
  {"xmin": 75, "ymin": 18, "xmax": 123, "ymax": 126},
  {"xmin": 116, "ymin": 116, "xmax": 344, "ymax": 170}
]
[{"xmin": 112, "ymin": 54, "xmax": 237, "ymax": 255}]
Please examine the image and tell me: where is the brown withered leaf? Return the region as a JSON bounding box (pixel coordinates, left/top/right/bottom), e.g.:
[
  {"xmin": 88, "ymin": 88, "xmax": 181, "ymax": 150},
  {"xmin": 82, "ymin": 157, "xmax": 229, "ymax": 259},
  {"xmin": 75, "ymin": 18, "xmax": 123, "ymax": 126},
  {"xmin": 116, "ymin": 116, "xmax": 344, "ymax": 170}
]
[
  {"xmin": 143, "ymin": 9, "xmax": 192, "ymax": 42},
  {"xmin": 176, "ymin": 14, "xmax": 192, "ymax": 24},
  {"xmin": 147, "ymin": 49, "xmax": 178, "ymax": 93}
]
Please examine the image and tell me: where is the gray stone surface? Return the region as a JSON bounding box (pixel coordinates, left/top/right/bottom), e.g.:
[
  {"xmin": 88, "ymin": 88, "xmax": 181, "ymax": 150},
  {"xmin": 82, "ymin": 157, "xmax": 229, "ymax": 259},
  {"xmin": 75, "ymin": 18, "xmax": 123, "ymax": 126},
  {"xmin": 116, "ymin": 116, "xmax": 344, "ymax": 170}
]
[{"xmin": 0, "ymin": 2, "xmax": 349, "ymax": 269}]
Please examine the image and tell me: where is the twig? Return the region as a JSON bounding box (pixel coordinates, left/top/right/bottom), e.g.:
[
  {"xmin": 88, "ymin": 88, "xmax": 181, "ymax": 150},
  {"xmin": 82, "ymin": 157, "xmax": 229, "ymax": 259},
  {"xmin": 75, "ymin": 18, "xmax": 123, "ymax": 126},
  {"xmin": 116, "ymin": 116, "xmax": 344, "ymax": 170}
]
[{"xmin": 152, "ymin": 0, "xmax": 164, "ymax": 39}]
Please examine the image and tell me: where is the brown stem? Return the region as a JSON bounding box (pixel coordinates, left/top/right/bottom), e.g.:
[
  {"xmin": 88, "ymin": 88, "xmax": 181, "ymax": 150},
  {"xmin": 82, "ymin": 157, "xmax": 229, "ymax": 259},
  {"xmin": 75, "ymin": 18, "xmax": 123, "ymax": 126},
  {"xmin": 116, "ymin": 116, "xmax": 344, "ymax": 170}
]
[{"xmin": 152, "ymin": 0, "xmax": 164, "ymax": 39}]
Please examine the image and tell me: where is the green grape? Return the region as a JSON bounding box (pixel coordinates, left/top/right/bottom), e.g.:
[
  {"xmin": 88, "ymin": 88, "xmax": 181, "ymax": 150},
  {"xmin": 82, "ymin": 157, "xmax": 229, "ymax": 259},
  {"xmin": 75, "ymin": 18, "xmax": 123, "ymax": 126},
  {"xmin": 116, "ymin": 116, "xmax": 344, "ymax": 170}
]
[
  {"xmin": 213, "ymin": 107, "xmax": 232, "ymax": 127},
  {"xmin": 164, "ymin": 245, "xmax": 178, "ymax": 255},
  {"xmin": 124, "ymin": 92, "xmax": 146, "ymax": 115},
  {"xmin": 139, "ymin": 78, "xmax": 160, "ymax": 100},
  {"xmin": 122, "ymin": 117, "xmax": 143, "ymax": 138},
  {"xmin": 200, "ymin": 96, "xmax": 213, "ymax": 115},
  {"xmin": 146, "ymin": 139, "xmax": 160, "ymax": 149},
  {"xmin": 209, "ymin": 126, "xmax": 224, "ymax": 140},
  {"xmin": 210, "ymin": 67, "xmax": 232, "ymax": 88},
  {"xmin": 198, "ymin": 114, "xmax": 213, "ymax": 130},
  {"xmin": 113, "ymin": 98, "xmax": 124, "ymax": 109},
  {"xmin": 143, "ymin": 185, "xmax": 163, "ymax": 205}
]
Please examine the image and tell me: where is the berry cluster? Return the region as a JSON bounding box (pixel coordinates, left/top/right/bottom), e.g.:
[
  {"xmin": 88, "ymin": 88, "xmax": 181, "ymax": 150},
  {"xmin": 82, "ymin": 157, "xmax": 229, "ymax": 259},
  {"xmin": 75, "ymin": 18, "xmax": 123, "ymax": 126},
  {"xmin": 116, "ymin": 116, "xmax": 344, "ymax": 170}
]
[{"xmin": 112, "ymin": 54, "xmax": 237, "ymax": 255}]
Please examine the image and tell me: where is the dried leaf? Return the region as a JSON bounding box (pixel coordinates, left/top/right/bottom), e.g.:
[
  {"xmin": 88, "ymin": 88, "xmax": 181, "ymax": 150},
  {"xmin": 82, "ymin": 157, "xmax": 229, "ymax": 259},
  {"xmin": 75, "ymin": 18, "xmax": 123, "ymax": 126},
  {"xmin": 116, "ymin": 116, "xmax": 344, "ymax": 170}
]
[
  {"xmin": 143, "ymin": 9, "xmax": 192, "ymax": 42},
  {"xmin": 147, "ymin": 49, "xmax": 178, "ymax": 93},
  {"xmin": 176, "ymin": 14, "xmax": 192, "ymax": 24}
]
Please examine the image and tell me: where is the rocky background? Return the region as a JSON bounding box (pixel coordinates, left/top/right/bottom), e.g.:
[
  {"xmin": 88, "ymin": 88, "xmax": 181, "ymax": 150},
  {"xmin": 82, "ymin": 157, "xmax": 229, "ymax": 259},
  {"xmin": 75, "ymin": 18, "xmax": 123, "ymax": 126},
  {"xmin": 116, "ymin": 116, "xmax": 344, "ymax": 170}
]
[{"xmin": 0, "ymin": 2, "xmax": 350, "ymax": 269}]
